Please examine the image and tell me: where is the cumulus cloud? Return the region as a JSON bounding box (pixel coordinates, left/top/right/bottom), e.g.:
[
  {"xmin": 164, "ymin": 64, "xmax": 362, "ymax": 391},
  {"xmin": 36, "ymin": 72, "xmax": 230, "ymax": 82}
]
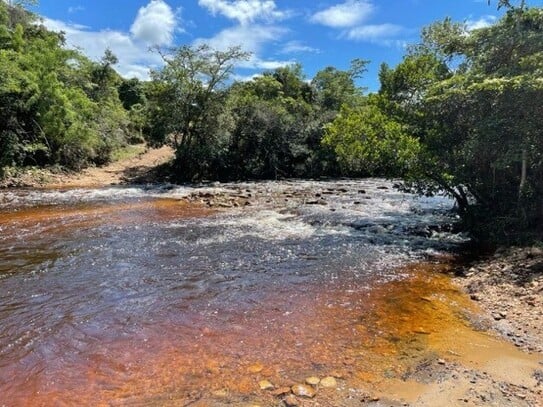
[
  {"xmin": 466, "ymin": 15, "xmax": 496, "ymax": 31},
  {"xmin": 198, "ymin": 0, "xmax": 289, "ymax": 24},
  {"xmin": 193, "ymin": 24, "xmax": 291, "ymax": 69},
  {"xmin": 310, "ymin": 0, "xmax": 374, "ymax": 28},
  {"xmin": 40, "ymin": 1, "xmax": 182, "ymax": 79},
  {"xmin": 130, "ymin": 0, "xmax": 177, "ymax": 45}
]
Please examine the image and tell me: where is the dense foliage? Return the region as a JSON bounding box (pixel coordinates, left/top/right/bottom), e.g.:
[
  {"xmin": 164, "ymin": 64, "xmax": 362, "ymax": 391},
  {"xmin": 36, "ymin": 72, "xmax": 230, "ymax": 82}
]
[
  {"xmin": 3, "ymin": 0, "xmax": 543, "ymax": 242},
  {"xmin": 323, "ymin": 2, "xmax": 543, "ymax": 241},
  {"xmin": 0, "ymin": 2, "xmax": 133, "ymax": 174}
]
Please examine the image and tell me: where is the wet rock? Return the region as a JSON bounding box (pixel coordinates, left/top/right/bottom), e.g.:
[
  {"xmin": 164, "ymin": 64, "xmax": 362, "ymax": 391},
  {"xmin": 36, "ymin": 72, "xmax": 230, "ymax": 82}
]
[
  {"xmin": 320, "ymin": 376, "xmax": 337, "ymax": 388},
  {"xmin": 283, "ymin": 395, "xmax": 299, "ymax": 406},
  {"xmin": 291, "ymin": 384, "xmax": 316, "ymax": 398},
  {"xmin": 247, "ymin": 363, "xmax": 264, "ymax": 374},
  {"xmin": 212, "ymin": 389, "xmax": 229, "ymax": 398},
  {"xmin": 271, "ymin": 387, "xmax": 291, "ymax": 396},
  {"xmin": 305, "ymin": 376, "xmax": 320, "ymax": 386},
  {"xmin": 259, "ymin": 380, "xmax": 274, "ymax": 390}
]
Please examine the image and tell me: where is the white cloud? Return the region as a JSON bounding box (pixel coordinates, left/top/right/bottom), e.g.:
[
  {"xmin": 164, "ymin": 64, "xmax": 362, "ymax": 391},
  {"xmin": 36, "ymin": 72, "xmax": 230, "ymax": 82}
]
[
  {"xmin": 42, "ymin": 17, "xmax": 163, "ymax": 80},
  {"xmin": 280, "ymin": 40, "xmax": 320, "ymax": 54},
  {"xmin": 466, "ymin": 15, "xmax": 496, "ymax": 31},
  {"xmin": 310, "ymin": 0, "xmax": 374, "ymax": 28},
  {"xmin": 68, "ymin": 6, "xmax": 85, "ymax": 14},
  {"xmin": 198, "ymin": 0, "xmax": 288, "ymax": 24},
  {"xmin": 130, "ymin": 0, "xmax": 177, "ymax": 46},
  {"xmin": 346, "ymin": 23, "xmax": 403, "ymax": 41},
  {"xmin": 194, "ymin": 24, "xmax": 291, "ymax": 70},
  {"xmin": 40, "ymin": 1, "xmax": 182, "ymax": 80}
]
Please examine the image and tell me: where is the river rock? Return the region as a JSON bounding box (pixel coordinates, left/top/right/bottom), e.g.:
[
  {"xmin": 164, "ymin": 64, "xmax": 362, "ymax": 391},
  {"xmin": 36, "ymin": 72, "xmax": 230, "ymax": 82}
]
[
  {"xmin": 271, "ymin": 387, "xmax": 291, "ymax": 396},
  {"xmin": 247, "ymin": 362, "xmax": 264, "ymax": 374},
  {"xmin": 259, "ymin": 380, "xmax": 274, "ymax": 390},
  {"xmin": 291, "ymin": 384, "xmax": 316, "ymax": 398},
  {"xmin": 305, "ymin": 376, "xmax": 320, "ymax": 386},
  {"xmin": 320, "ymin": 376, "xmax": 337, "ymax": 388},
  {"xmin": 283, "ymin": 395, "xmax": 299, "ymax": 406}
]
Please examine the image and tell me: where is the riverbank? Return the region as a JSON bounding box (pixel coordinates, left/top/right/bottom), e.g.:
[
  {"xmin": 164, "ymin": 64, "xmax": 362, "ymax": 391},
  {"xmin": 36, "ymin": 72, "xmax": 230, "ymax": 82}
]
[
  {"xmin": 455, "ymin": 246, "xmax": 543, "ymax": 354},
  {"xmin": 0, "ymin": 144, "xmax": 174, "ymax": 189}
]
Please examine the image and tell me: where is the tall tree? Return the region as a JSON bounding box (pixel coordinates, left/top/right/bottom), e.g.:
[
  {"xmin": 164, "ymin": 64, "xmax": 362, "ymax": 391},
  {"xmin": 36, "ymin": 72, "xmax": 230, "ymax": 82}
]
[{"xmin": 148, "ymin": 44, "xmax": 250, "ymax": 180}]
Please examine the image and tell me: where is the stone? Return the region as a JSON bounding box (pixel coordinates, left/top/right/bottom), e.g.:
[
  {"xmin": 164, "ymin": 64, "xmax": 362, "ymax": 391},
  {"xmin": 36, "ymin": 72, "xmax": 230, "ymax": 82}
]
[
  {"xmin": 212, "ymin": 389, "xmax": 228, "ymax": 398},
  {"xmin": 283, "ymin": 395, "xmax": 299, "ymax": 406},
  {"xmin": 271, "ymin": 387, "xmax": 291, "ymax": 396},
  {"xmin": 259, "ymin": 380, "xmax": 274, "ymax": 390},
  {"xmin": 247, "ymin": 362, "xmax": 264, "ymax": 374},
  {"xmin": 437, "ymin": 359, "xmax": 446, "ymax": 365},
  {"xmin": 291, "ymin": 384, "xmax": 316, "ymax": 398},
  {"xmin": 320, "ymin": 376, "xmax": 337, "ymax": 388},
  {"xmin": 305, "ymin": 376, "xmax": 320, "ymax": 386}
]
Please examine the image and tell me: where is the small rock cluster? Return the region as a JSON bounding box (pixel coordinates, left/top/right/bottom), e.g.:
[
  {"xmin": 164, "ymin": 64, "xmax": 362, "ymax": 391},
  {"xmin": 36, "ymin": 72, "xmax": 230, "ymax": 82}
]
[
  {"xmin": 245, "ymin": 363, "xmax": 340, "ymax": 406},
  {"xmin": 457, "ymin": 246, "xmax": 543, "ymax": 353}
]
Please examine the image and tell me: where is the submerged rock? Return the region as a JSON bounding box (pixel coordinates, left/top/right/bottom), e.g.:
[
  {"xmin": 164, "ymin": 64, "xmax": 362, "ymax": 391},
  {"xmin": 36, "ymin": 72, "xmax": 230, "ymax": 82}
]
[
  {"xmin": 291, "ymin": 384, "xmax": 316, "ymax": 398},
  {"xmin": 320, "ymin": 376, "xmax": 337, "ymax": 388},
  {"xmin": 259, "ymin": 380, "xmax": 274, "ymax": 390},
  {"xmin": 305, "ymin": 376, "xmax": 320, "ymax": 386}
]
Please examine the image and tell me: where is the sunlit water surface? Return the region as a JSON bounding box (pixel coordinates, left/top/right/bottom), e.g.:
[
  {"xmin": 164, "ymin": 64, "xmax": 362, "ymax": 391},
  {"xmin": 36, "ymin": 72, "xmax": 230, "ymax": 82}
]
[{"xmin": 0, "ymin": 180, "xmax": 463, "ymax": 405}]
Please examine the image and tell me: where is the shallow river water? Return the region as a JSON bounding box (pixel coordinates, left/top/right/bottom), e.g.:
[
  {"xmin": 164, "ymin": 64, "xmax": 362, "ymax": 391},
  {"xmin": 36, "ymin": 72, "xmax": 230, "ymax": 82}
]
[{"xmin": 0, "ymin": 180, "xmax": 467, "ymax": 405}]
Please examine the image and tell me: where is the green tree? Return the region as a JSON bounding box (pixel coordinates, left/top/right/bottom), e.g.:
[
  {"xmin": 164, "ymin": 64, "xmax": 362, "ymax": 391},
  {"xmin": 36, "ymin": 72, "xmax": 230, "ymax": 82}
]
[{"xmin": 148, "ymin": 44, "xmax": 250, "ymax": 180}]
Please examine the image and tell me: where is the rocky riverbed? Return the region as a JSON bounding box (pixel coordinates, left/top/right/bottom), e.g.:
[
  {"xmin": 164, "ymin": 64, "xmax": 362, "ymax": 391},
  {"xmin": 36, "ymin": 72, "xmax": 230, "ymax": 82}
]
[{"xmin": 1, "ymin": 180, "xmax": 542, "ymax": 406}]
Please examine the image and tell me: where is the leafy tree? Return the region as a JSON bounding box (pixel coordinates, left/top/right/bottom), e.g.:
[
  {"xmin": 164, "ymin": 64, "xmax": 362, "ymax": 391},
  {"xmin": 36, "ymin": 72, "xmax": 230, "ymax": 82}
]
[
  {"xmin": 312, "ymin": 59, "xmax": 368, "ymax": 111},
  {"xmin": 323, "ymin": 4, "xmax": 543, "ymax": 241},
  {"xmin": 148, "ymin": 44, "xmax": 250, "ymax": 180}
]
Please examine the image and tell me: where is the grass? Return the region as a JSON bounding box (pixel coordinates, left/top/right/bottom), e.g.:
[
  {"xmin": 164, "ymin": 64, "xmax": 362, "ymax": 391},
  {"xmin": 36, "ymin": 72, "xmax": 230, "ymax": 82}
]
[{"xmin": 111, "ymin": 143, "xmax": 147, "ymax": 162}]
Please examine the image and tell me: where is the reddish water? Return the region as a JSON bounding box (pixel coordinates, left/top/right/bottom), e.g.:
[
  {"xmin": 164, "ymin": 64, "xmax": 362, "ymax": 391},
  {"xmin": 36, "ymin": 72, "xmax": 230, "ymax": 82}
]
[{"xmin": 0, "ymin": 182, "xmax": 483, "ymax": 406}]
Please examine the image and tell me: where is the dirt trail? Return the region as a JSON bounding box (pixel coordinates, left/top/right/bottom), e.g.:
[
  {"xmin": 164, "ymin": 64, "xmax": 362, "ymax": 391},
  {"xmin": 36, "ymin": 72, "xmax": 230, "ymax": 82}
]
[{"xmin": 46, "ymin": 145, "xmax": 174, "ymax": 188}]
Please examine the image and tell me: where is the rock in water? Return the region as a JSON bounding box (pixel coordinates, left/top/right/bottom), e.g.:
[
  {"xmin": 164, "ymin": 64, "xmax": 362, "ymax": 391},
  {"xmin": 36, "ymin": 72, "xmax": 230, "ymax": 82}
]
[
  {"xmin": 291, "ymin": 384, "xmax": 316, "ymax": 398},
  {"xmin": 247, "ymin": 363, "xmax": 264, "ymax": 374},
  {"xmin": 259, "ymin": 380, "xmax": 274, "ymax": 390},
  {"xmin": 305, "ymin": 376, "xmax": 320, "ymax": 386},
  {"xmin": 320, "ymin": 376, "xmax": 337, "ymax": 388},
  {"xmin": 284, "ymin": 394, "xmax": 299, "ymax": 406}
]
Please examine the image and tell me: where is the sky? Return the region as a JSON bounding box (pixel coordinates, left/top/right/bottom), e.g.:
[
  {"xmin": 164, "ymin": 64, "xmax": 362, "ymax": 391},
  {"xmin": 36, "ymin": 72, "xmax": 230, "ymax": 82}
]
[{"xmin": 32, "ymin": 0, "xmax": 510, "ymax": 91}]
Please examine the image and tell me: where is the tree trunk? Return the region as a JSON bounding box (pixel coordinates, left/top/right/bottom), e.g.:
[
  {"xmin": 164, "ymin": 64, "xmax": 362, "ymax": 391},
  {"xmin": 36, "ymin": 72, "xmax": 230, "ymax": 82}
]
[{"xmin": 519, "ymin": 148, "xmax": 527, "ymax": 203}]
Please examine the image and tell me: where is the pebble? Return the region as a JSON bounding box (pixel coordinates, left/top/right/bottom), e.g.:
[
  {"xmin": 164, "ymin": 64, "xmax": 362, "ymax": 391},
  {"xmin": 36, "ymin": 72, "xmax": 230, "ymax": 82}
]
[
  {"xmin": 247, "ymin": 363, "xmax": 264, "ymax": 374},
  {"xmin": 305, "ymin": 376, "xmax": 320, "ymax": 386},
  {"xmin": 291, "ymin": 384, "xmax": 316, "ymax": 398},
  {"xmin": 271, "ymin": 387, "xmax": 291, "ymax": 396},
  {"xmin": 259, "ymin": 380, "xmax": 274, "ymax": 390},
  {"xmin": 212, "ymin": 389, "xmax": 228, "ymax": 398},
  {"xmin": 283, "ymin": 395, "xmax": 299, "ymax": 406},
  {"xmin": 320, "ymin": 376, "xmax": 338, "ymax": 388}
]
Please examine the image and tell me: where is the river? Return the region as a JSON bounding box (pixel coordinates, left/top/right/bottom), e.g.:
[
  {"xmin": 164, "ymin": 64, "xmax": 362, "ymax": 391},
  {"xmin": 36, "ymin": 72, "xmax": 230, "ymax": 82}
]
[{"xmin": 0, "ymin": 179, "xmax": 467, "ymax": 405}]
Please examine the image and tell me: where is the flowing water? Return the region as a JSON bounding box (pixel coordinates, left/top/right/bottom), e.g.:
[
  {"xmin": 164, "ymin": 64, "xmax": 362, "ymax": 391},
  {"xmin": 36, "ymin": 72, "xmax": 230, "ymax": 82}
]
[{"xmin": 0, "ymin": 180, "xmax": 467, "ymax": 405}]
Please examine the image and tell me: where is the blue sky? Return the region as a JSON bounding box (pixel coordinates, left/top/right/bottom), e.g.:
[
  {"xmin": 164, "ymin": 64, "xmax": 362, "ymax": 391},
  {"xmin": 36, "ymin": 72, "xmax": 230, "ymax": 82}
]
[{"xmin": 33, "ymin": 0, "xmax": 509, "ymax": 91}]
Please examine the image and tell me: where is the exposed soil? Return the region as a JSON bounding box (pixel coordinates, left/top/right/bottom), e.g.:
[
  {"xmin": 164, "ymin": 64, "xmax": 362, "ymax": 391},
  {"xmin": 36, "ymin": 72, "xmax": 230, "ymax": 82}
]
[{"xmin": 0, "ymin": 144, "xmax": 175, "ymax": 189}]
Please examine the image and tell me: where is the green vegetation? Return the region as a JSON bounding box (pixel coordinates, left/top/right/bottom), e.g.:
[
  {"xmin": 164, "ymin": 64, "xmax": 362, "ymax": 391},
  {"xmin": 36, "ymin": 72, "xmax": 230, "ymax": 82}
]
[
  {"xmin": 324, "ymin": 1, "xmax": 543, "ymax": 241},
  {"xmin": 0, "ymin": 2, "xmax": 134, "ymax": 175},
  {"xmin": 2, "ymin": 0, "xmax": 542, "ymax": 242}
]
